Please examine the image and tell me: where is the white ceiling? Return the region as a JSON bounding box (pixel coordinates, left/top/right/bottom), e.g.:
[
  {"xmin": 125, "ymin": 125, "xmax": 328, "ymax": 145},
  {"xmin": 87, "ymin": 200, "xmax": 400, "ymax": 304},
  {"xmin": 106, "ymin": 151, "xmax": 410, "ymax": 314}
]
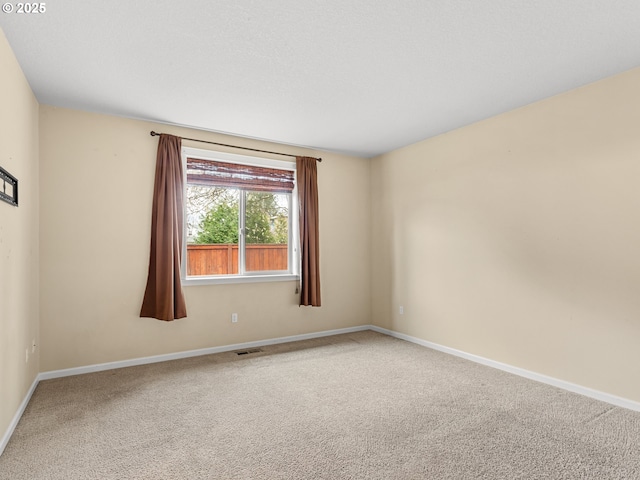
[{"xmin": 1, "ymin": 1, "xmax": 639, "ymax": 158}]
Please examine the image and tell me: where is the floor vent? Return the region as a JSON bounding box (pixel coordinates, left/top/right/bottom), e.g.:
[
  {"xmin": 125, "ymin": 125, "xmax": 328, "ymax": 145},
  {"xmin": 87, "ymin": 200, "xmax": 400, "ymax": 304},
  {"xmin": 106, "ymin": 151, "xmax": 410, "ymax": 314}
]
[{"xmin": 236, "ymin": 348, "xmax": 263, "ymax": 356}]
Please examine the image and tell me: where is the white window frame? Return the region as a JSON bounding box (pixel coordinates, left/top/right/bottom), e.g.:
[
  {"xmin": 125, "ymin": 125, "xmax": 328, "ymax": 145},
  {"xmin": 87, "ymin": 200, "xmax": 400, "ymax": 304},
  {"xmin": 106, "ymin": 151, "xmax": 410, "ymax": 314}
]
[{"xmin": 181, "ymin": 147, "xmax": 299, "ymax": 286}]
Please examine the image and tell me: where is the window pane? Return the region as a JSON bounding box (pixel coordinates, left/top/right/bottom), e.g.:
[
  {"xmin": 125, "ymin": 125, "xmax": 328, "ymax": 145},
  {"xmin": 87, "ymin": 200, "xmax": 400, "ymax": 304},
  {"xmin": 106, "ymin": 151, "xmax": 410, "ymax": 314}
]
[
  {"xmin": 245, "ymin": 192, "xmax": 289, "ymax": 272},
  {"xmin": 186, "ymin": 186, "xmax": 239, "ymax": 276}
]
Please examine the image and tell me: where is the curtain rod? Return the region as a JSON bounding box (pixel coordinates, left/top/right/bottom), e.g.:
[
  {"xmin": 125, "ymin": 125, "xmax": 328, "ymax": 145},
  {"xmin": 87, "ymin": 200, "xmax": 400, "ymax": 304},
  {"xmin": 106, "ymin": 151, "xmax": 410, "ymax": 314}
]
[{"xmin": 150, "ymin": 131, "xmax": 322, "ymax": 162}]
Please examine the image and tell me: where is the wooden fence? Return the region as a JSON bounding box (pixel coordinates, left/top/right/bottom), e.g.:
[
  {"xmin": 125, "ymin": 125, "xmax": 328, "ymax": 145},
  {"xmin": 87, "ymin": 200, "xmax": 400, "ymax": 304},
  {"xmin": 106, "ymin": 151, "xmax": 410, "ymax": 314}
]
[{"xmin": 187, "ymin": 244, "xmax": 288, "ymax": 276}]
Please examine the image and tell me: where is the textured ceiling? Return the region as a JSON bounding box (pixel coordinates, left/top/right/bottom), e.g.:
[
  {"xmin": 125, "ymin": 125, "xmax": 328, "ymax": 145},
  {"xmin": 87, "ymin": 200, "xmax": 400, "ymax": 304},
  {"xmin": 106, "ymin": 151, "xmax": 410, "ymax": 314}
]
[{"xmin": 1, "ymin": 1, "xmax": 639, "ymax": 158}]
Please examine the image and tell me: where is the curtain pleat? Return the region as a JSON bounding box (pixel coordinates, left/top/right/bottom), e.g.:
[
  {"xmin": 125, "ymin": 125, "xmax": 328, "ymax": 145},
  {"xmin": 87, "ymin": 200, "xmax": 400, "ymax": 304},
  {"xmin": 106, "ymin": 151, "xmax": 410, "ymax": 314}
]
[
  {"xmin": 296, "ymin": 156, "xmax": 321, "ymax": 306},
  {"xmin": 140, "ymin": 134, "xmax": 187, "ymax": 321}
]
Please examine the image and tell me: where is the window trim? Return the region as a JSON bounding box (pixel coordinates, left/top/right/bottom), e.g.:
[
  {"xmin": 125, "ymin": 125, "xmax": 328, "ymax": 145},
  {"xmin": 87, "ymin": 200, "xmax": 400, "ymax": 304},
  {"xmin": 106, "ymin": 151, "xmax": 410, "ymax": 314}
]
[{"xmin": 181, "ymin": 147, "xmax": 299, "ymax": 286}]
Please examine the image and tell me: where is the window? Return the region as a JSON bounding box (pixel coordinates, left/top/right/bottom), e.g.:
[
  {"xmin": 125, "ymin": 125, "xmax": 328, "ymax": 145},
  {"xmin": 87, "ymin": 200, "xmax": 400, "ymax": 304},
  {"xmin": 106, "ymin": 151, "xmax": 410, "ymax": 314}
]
[{"xmin": 181, "ymin": 147, "xmax": 298, "ymax": 285}]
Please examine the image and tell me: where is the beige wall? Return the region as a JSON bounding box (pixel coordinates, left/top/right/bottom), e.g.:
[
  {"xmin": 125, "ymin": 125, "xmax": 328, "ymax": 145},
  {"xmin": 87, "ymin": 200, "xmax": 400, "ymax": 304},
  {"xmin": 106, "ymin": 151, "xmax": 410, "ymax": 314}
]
[
  {"xmin": 39, "ymin": 106, "xmax": 371, "ymax": 371},
  {"xmin": 371, "ymin": 67, "xmax": 640, "ymax": 402},
  {"xmin": 0, "ymin": 29, "xmax": 40, "ymax": 441}
]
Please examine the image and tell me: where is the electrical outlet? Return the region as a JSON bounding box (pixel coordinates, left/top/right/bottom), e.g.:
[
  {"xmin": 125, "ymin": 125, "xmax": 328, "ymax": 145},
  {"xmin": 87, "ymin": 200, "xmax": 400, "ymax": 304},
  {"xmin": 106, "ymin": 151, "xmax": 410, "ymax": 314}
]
[
  {"xmin": 231, "ymin": 313, "xmax": 238, "ymax": 323},
  {"xmin": 399, "ymin": 306, "xmax": 404, "ymax": 315}
]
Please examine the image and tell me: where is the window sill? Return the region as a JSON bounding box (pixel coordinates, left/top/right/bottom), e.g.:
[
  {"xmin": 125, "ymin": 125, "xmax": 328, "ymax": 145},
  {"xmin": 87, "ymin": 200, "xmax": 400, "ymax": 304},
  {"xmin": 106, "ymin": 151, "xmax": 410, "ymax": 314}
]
[{"xmin": 183, "ymin": 274, "xmax": 299, "ymax": 286}]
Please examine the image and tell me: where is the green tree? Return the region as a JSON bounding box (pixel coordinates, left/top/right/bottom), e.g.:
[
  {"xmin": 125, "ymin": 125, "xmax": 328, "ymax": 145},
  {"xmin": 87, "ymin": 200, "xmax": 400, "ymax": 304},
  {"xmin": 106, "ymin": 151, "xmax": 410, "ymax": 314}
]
[
  {"xmin": 193, "ymin": 201, "xmax": 238, "ymax": 244},
  {"xmin": 246, "ymin": 192, "xmax": 277, "ymax": 244},
  {"xmin": 192, "ymin": 191, "xmax": 289, "ymax": 245},
  {"xmin": 273, "ymin": 215, "xmax": 288, "ymax": 244}
]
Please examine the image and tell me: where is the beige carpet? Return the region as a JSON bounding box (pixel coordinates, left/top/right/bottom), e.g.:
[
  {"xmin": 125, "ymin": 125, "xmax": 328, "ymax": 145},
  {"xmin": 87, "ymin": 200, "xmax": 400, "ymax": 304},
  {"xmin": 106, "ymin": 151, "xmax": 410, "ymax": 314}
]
[{"xmin": 2, "ymin": 331, "xmax": 640, "ymax": 479}]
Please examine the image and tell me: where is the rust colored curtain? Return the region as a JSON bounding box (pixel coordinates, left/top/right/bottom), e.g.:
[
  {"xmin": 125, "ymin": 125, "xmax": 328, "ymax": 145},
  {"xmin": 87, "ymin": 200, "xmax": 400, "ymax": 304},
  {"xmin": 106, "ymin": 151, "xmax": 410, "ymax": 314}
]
[
  {"xmin": 296, "ymin": 156, "xmax": 321, "ymax": 306},
  {"xmin": 140, "ymin": 134, "xmax": 187, "ymax": 321}
]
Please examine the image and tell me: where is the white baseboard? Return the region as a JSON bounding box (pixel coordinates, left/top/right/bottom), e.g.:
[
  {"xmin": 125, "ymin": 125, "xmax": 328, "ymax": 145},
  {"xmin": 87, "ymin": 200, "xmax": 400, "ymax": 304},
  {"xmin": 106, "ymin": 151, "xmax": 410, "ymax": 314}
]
[
  {"xmin": 370, "ymin": 325, "xmax": 640, "ymax": 412},
  {"xmin": 4, "ymin": 323, "xmax": 640, "ymax": 458},
  {"xmin": 39, "ymin": 325, "xmax": 371, "ymax": 380},
  {"xmin": 0, "ymin": 376, "xmax": 39, "ymax": 457}
]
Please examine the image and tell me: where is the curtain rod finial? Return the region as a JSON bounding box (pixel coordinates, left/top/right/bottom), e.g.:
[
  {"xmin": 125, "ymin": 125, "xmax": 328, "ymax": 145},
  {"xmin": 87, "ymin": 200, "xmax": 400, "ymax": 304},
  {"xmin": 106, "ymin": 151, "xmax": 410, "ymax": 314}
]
[{"xmin": 150, "ymin": 131, "xmax": 158, "ymax": 137}]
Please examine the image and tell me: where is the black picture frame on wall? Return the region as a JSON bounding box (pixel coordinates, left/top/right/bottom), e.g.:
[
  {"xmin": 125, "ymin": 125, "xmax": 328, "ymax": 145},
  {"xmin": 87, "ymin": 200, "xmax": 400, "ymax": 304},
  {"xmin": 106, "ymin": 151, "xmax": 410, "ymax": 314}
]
[{"xmin": 0, "ymin": 165, "xmax": 18, "ymax": 207}]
